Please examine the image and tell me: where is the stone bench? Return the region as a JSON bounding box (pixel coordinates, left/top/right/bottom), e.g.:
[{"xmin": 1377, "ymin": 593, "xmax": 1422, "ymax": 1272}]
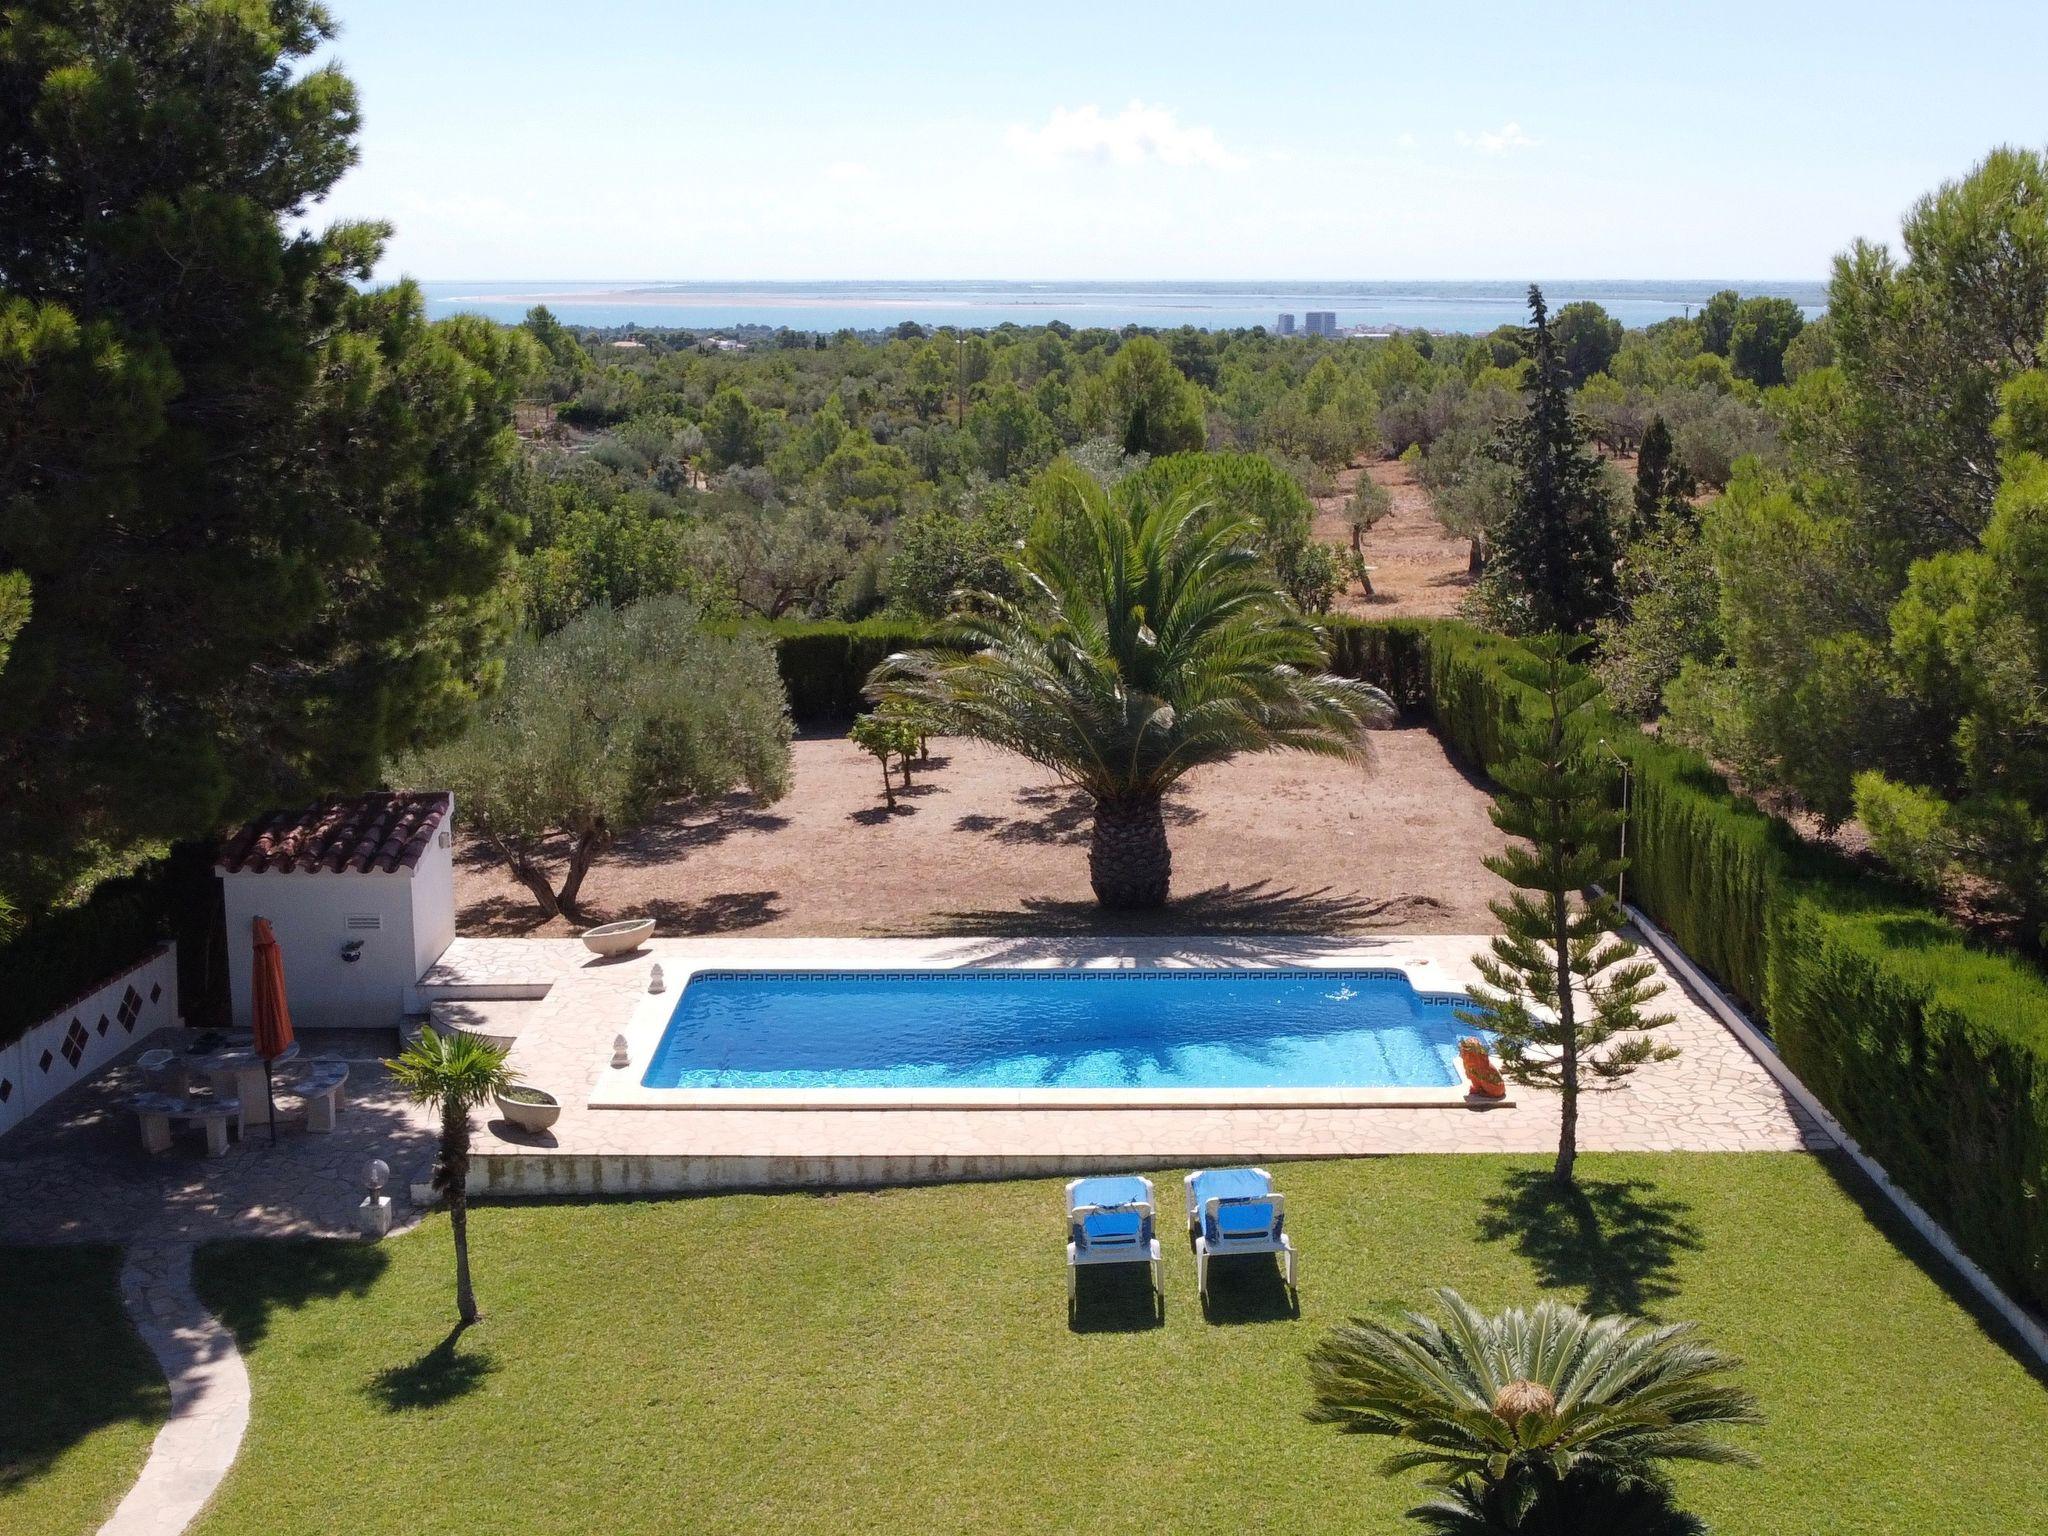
[
  {"xmin": 129, "ymin": 1092, "xmax": 241, "ymax": 1158},
  {"xmin": 286, "ymin": 1060, "xmax": 350, "ymax": 1133}
]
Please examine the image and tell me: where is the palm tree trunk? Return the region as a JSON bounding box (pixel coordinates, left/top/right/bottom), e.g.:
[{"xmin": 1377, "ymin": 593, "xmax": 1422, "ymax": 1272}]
[
  {"xmin": 1089, "ymin": 794, "xmax": 1171, "ymax": 909},
  {"xmin": 442, "ymin": 1102, "xmax": 479, "ymax": 1324}
]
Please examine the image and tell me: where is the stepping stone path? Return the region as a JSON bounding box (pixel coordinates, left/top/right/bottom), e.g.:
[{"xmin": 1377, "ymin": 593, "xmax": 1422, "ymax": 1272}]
[{"xmin": 99, "ymin": 1241, "xmax": 249, "ymax": 1536}]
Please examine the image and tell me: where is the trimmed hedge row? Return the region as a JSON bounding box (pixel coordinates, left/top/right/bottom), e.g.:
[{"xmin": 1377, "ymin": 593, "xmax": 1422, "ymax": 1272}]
[
  {"xmin": 733, "ymin": 618, "xmax": 937, "ymax": 725},
  {"xmin": 1320, "ymin": 614, "xmax": 2048, "ymax": 1316}
]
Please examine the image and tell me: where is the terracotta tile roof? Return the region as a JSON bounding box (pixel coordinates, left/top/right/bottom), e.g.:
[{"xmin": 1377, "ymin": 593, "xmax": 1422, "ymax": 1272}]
[{"xmin": 217, "ymin": 792, "xmax": 453, "ymax": 876}]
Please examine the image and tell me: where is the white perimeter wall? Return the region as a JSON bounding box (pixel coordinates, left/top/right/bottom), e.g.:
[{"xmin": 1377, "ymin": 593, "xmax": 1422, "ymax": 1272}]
[{"xmin": 0, "ymin": 943, "xmax": 179, "ymax": 1140}]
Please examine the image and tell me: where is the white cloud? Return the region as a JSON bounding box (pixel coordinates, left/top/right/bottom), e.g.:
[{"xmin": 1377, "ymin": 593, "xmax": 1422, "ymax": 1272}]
[
  {"xmin": 1457, "ymin": 121, "xmax": 1538, "ymax": 154},
  {"xmin": 825, "ymin": 160, "xmax": 873, "ymax": 183},
  {"xmin": 1396, "ymin": 132, "xmax": 1417, "ymax": 150},
  {"xmin": 1005, "ymin": 101, "xmax": 1246, "ymax": 170}
]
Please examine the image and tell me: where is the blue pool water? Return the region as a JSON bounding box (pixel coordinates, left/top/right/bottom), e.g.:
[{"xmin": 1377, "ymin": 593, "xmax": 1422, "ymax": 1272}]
[{"xmin": 639, "ymin": 968, "xmax": 1475, "ymax": 1092}]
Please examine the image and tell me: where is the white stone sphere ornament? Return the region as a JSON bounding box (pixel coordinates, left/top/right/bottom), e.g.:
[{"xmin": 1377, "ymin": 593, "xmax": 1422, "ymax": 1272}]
[{"xmin": 358, "ymin": 1158, "xmax": 394, "ymax": 1240}]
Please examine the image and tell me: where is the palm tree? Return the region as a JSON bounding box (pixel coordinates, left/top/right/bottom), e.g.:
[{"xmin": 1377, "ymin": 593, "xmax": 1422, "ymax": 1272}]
[
  {"xmin": 1307, "ymin": 1290, "xmax": 1759, "ymax": 1534},
  {"xmin": 870, "ymin": 479, "xmax": 1392, "ymax": 908},
  {"xmin": 386, "ymin": 1029, "xmax": 513, "ymax": 1325}
]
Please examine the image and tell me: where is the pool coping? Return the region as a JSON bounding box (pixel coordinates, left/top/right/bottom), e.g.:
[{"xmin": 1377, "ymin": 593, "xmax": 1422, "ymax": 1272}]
[{"xmin": 586, "ymin": 952, "xmax": 1508, "ymax": 1111}]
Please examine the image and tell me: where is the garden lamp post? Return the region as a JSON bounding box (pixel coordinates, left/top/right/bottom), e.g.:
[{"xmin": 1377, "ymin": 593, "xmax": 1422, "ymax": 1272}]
[{"xmin": 1597, "ymin": 737, "xmax": 1631, "ymax": 909}]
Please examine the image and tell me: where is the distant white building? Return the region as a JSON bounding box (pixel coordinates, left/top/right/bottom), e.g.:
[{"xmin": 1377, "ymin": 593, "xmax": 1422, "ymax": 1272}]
[
  {"xmin": 1304, "ymin": 311, "xmax": 1338, "ymax": 337},
  {"xmin": 1275, "ymin": 313, "xmax": 1296, "ymax": 335},
  {"xmin": 217, "ymin": 792, "xmax": 457, "ymax": 1031}
]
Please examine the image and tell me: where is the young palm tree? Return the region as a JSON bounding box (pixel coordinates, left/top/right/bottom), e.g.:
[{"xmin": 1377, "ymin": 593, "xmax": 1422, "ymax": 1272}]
[
  {"xmin": 386, "ymin": 1029, "xmax": 513, "ymax": 1325},
  {"xmin": 870, "ymin": 479, "xmax": 1392, "ymax": 908},
  {"xmin": 1308, "ymin": 1290, "xmax": 1759, "ymax": 1533}
]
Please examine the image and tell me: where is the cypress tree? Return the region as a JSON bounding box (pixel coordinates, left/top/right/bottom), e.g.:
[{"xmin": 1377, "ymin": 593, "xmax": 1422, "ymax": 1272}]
[
  {"xmin": 1488, "ymin": 286, "xmax": 1620, "ymax": 633},
  {"xmin": 1457, "ymin": 636, "xmax": 1676, "ymax": 1185},
  {"xmin": 1631, "ymin": 414, "xmax": 1696, "ymax": 541}
]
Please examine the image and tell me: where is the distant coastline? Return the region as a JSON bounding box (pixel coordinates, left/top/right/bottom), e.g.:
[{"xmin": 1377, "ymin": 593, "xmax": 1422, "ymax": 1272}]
[{"xmin": 415, "ymin": 278, "xmax": 1828, "ymax": 335}]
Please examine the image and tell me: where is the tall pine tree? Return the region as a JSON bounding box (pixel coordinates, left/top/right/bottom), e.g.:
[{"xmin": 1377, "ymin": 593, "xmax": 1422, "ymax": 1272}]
[
  {"xmin": 1485, "ymin": 286, "xmax": 1619, "ymax": 634},
  {"xmin": 0, "ymin": 2, "xmax": 539, "ymax": 912}
]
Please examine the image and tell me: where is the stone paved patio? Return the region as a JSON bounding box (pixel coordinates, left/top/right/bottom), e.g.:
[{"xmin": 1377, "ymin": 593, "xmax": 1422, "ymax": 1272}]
[{"xmin": 0, "ymin": 1029, "xmax": 433, "ymax": 1249}]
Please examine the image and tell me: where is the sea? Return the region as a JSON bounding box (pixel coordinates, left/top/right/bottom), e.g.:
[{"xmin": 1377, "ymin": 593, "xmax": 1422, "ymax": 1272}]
[{"xmin": 415, "ymin": 279, "xmax": 1828, "ymax": 336}]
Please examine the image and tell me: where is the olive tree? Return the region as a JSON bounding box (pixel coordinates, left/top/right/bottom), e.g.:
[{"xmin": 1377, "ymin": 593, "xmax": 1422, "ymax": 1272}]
[{"xmin": 393, "ymin": 597, "xmax": 792, "ymax": 919}]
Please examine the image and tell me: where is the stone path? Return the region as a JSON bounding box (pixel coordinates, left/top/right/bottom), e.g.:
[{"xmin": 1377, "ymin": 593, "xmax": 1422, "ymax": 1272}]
[{"xmin": 98, "ymin": 1242, "xmax": 249, "ymax": 1536}]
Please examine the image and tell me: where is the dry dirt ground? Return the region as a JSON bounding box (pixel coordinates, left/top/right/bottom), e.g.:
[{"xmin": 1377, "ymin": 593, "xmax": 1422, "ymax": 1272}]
[
  {"xmin": 1312, "ymin": 458, "xmax": 1475, "ymax": 618},
  {"xmin": 453, "ymin": 727, "xmax": 1512, "ymax": 940}
]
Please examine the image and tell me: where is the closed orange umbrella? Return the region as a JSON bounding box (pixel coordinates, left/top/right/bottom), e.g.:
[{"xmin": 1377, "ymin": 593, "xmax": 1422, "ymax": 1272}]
[{"xmin": 251, "ymin": 918, "xmax": 296, "ymax": 1142}]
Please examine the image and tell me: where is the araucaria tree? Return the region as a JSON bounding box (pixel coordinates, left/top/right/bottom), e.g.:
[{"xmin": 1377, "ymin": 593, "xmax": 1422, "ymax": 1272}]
[
  {"xmin": 1458, "ymin": 636, "xmax": 1674, "ymax": 1184},
  {"xmin": 1483, "ymin": 287, "xmax": 1619, "ymax": 634},
  {"xmin": 1307, "ymin": 1289, "xmax": 1759, "ymax": 1534},
  {"xmin": 393, "ymin": 598, "xmax": 792, "ymax": 920},
  {"xmin": 871, "ymin": 479, "xmax": 1390, "ymax": 908},
  {"xmin": 386, "ymin": 1029, "xmax": 513, "ymax": 1326},
  {"xmin": 0, "ymin": 1, "xmax": 540, "ymax": 914}
]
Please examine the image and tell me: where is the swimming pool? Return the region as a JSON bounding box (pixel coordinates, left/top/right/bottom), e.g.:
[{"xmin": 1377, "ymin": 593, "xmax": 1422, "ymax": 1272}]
[{"xmin": 636, "ymin": 967, "xmax": 1480, "ymax": 1094}]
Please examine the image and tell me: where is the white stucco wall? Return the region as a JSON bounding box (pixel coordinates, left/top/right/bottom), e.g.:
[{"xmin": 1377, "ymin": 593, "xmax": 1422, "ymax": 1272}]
[
  {"xmin": 222, "ymin": 866, "xmax": 448, "ymax": 1031},
  {"xmin": 409, "ymin": 820, "xmax": 457, "ymax": 983},
  {"xmin": 0, "ymin": 944, "xmax": 179, "ymax": 1140}
]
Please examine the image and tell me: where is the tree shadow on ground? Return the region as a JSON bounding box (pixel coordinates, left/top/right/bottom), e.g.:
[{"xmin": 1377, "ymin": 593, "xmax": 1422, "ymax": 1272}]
[
  {"xmin": 1475, "ymin": 1170, "xmax": 1701, "ymax": 1319},
  {"xmin": 874, "ymin": 881, "xmax": 1450, "ymax": 943},
  {"xmin": 192, "ymin": 1239, "xmax": 391, "ymax": 1352},
  {"xmin": 0, "ymin": 1245, "xmax": 171, "ymax": 1498},
  {"xmin": 452, "ymin": 892, "xmax": 553, "ymax": 936},
  {"xmin": 365, "ymin": 1322, "xmax": 497, "ymax": 1412},
  {"xmin": 953, "ymin": 785, "xmax": 1202, "ymax": 848},
  {"xmin": 634, "ymin": 891, "xmax": 784, "ymax": 934},
  {"xmin": 1066, "ymin": 1266, "xmax": 1165, "ymax": 1334},
  {"xmin": 450, "ymin": 794, "xmax": 791, "ymax": 882},
  {"xmin": 1809, "ymin": 1151, "xmax": 2048, "ymax": 1387}
]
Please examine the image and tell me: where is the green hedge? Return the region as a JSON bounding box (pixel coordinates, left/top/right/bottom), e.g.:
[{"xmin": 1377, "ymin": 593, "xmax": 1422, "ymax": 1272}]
[
  {"xmin": 1325, "ymin": 615, "xmax": 2048, "ymax": 1315},
  {"xmin": 711, "ymin": 619, "xmax": 936, "ymax": 725}
]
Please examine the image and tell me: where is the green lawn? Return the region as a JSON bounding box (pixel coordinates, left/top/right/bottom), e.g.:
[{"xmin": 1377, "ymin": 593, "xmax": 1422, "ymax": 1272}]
[
  {"xmin": 0, "ymin": 1245, "xmax": 168, "ymax": 1536},
  {"xmin": 189, "ymin": 1154, "xmax": 2046, "ymax": 1536}
]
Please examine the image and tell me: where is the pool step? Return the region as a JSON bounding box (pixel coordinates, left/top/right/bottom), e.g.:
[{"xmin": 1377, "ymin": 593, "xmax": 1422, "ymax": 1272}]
[{"xmin": 421, "ymin": 998, "xmax": 546, "ymax": 1054}]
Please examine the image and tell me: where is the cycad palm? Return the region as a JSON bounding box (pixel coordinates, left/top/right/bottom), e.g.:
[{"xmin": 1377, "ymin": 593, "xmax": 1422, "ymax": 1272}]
[
  {"xmin": 1308, "ymin": 1289, "xmax": 1759, "ymax": 1533},
  {"xmin": 871, "ymin": 479, "xmax": 1390, "ymax": 908},
  {"xmin": 386, "ymin": 1028, "xmax": 514, "ymax": 1325}
]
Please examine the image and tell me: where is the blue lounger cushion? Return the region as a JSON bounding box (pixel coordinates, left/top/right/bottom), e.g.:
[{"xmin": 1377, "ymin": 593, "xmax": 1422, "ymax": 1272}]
[
  {"xmin": 1205, "ymin": 1198, "xmax": 1282, "ymax": 1245},
  {"xmin": 1075, "ymin": 1209, "xmax": 1146, "ymax": 1249}
]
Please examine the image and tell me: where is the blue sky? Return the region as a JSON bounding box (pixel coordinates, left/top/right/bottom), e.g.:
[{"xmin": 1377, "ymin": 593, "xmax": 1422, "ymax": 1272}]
[{"xmin": 312, "ymin": 0, "xmax": 2048, "ymax": 281}]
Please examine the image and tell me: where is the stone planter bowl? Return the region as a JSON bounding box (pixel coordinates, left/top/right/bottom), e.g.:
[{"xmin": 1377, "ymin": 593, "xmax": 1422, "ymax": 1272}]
[
  {"xmin": 582, "ymin": 917, "xmax": 655, "ymax": 956},
  {"xmin": 495, "ymin": 1086, "xmax": 562, "ymax": 1133}
]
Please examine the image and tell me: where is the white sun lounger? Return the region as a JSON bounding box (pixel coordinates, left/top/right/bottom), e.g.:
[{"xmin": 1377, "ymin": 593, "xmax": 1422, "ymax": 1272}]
[
  {"xmin": 1185, "ymin": 1166, "xmax": 1297, "ymax": 1305},
  {"xmin": 1065, "ymin": 1174, "xmax": 1164, "ymax": 1313}
]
